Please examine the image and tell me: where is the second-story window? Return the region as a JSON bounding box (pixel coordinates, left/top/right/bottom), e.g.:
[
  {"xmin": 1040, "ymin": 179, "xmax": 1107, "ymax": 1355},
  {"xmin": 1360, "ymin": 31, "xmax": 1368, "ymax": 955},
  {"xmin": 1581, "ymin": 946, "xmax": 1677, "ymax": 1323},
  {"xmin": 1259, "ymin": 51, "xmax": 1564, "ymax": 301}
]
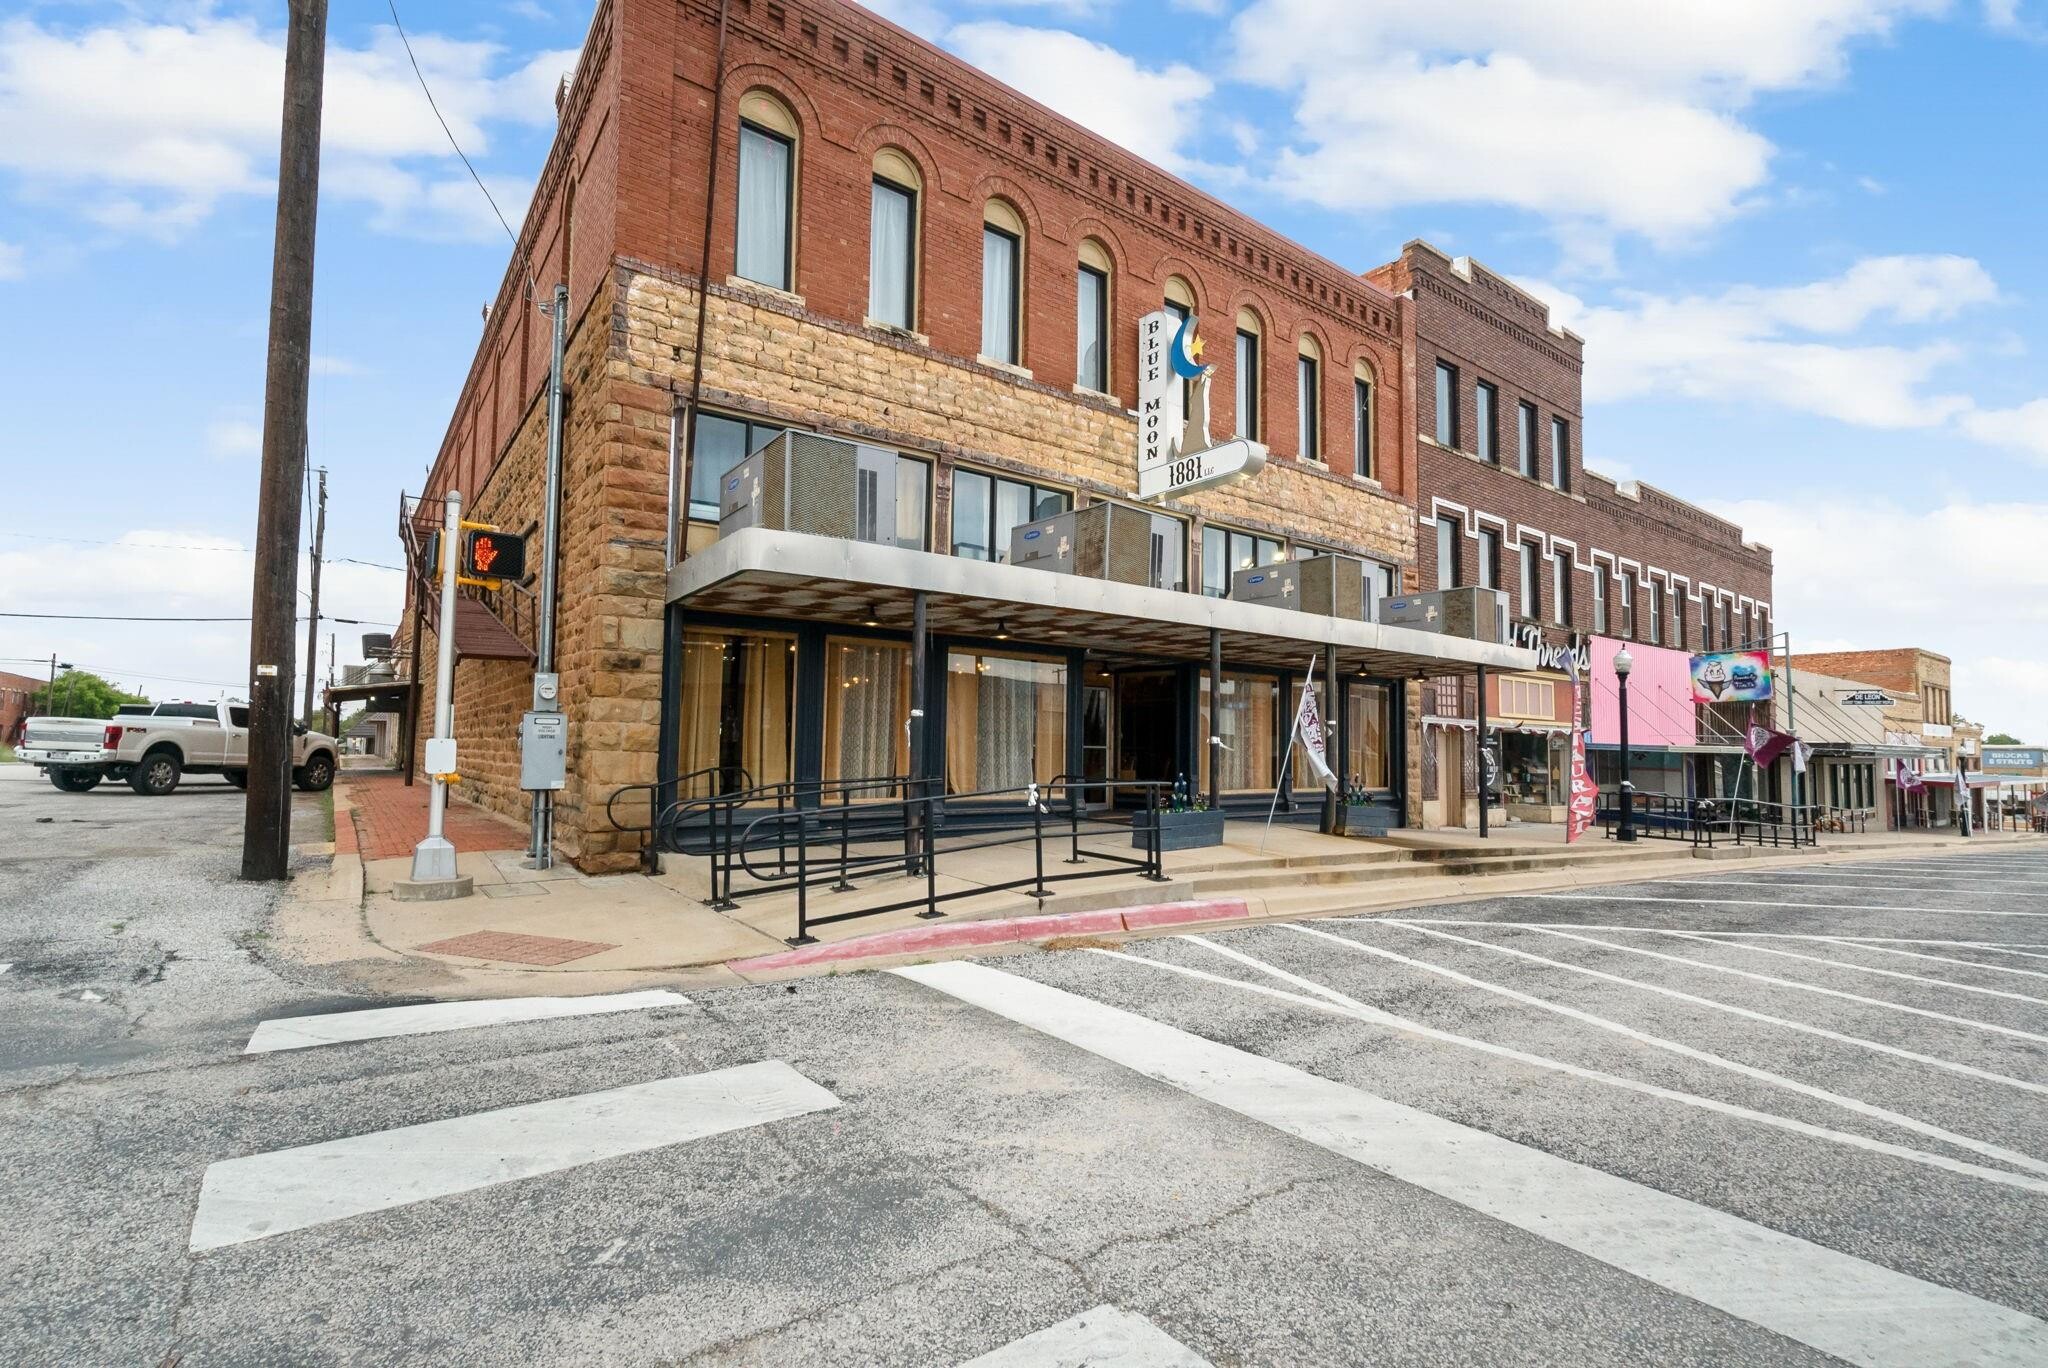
[
  {"xmin": 1235, "ymin": 310, "xmax": 1262, "ymax": 438},
  {"xmin": 1518, "ymin": 401, "xmax": 1538, "ymax": 478},
  {"xmin": 1552, "ymin": 550, "xmax": 1571, "ymax": 626},
  {"xmin": 1476, "ymin": 381, "xmax": 1498, "ymax": 463},
  {"xmin": 1618, "ymin": 573, "xmax": 1634, "ymax": 638},
  {"xmin": 735, "ymin": 104, "xmax": 795, "ymax": 291},
  {"xmin": 867, "ymin": 151, "xmax": 919, "ymax": 330},
  {"xmin": 1076, "ymin": 240, "xmax": 1110, "ymax": 394},
  {"xmin": 1648, "ymin": 580, "xmax": 1663, "ymax": 644},
  {"xmin": 1672, "ymin": 588, "xmax": 1686, "ymax": 649},
  {"xmin": 1201, "ymin": 525, "xmax": 1285, "ymax": 597},
  {"xmin": 1436, "ymin": 516, "xmax": 1460, "ymax": 589},
  {"xmin": 1435, "ymin": 361, "xmax": 1459, "ymax": 447},
  {"xmin": 981, "ymin": 201, "xmax": 1024, "ymax": 366},
  {"xmin": 1700, "ymin": 593, "xmax": 1713, "ymax": 650},
  {"xmin": 1477, "ymin": 528, "xmax": 1501, "ymax": 591},
  {"xmin": 1354, "ymin": 364, "xmax": 1375, "ymax": 480},
  {"xmin": 1551, "ymin": 415, "xmax": 1571, "ymax": 489},
  {"xmin": 1519, "ymin": 542, "xmax": 1540, "ymax": 619},
  {"xmin": 1297, "ymin": 339, "xmax": 1322, "ymax": 462},
  {"xmin": 950, "ymin": 469, "xmax": 1066, "ymax": 564},
  {"xmin": 1592, "ymin": 565, "xmax": 1609, "ymax": 634}
]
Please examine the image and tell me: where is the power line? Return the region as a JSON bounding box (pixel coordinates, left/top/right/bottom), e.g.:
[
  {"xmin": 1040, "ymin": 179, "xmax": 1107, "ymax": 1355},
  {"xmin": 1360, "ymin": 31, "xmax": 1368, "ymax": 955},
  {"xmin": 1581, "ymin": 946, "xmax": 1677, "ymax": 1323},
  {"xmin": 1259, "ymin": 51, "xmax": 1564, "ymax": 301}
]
[
  {"xmin": 1, "ymin": 612, "xmax": 396, "ymax": 624},
  {"xmin": 0, "ymin": 531, "xmax": 403, "ymax": 569},
  {"xmin": 387, "ymin": 0, "xmax": 528, "ymax": 276}
]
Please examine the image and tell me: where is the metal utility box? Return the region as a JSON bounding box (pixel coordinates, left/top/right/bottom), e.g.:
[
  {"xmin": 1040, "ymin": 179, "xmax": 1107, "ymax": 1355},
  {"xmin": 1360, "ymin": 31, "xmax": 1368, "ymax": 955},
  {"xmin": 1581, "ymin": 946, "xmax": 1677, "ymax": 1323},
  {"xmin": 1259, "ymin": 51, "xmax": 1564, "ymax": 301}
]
[
  {"xmin": 519, "ymin": 711, "xmax": 567, "ymax": 791},
  {"xmin": 1010, "ymin": 503, "xmax": 1157, "ymax": 586},
  {"xmin": 717, "ymin": 431, "xmax": 901, "ymax": 545},
  {"xmin": 1230, "ymin": 554, "xmax": 1366, "ymax": 618},
  {"xmin": 1378, "ymin": 586, "xmax": 1511, "ymax": 642}
]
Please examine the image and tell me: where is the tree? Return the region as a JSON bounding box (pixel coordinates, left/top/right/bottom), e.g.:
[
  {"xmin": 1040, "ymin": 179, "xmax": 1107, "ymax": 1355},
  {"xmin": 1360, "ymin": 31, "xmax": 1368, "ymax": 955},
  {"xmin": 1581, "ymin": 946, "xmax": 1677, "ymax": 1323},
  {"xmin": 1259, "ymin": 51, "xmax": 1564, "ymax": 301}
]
[
  {"xmin": 1986, "ymin": 732, "xmax": 2024, "ymax": 746},
  {"xmin": 32, "ymin": 671, "xmax": 151, "ymax": 720}
]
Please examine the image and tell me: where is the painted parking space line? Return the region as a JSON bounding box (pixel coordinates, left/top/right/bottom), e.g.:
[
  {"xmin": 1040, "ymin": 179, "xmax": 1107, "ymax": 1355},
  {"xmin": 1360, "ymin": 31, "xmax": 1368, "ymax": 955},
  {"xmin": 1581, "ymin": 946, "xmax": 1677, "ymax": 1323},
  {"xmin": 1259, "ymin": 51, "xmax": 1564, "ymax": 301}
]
[
  {"xmin": 1288, "ymin": 923, "xmax": 2048, "ymax": 1175},
  {"xmin": 959, "ymin": 1305, "xmax": 1210, "ymax": 1367},
  {"xmin": 189, "ymin": 1060, "xmax": 838, "ymax": 1251},
  {"xmin": 242, "ymin": 989, "xmax": 691, "ymax": 1054},
  {"xmin": 1446, "ymin": 918, "xmax": 2048, "ymax": 1047},
  {"xmin": 1720, "ymin": 871, "xmax": 2048, "ymax": 892},
  {"xmin": 1362, "ymin": 921, "xmax": 2048, "ymax": 1097},
  {"xmin": 897, "ymin": 960, "xmax": 2048, "ymax": 1368},
  {"xmin": 1075, "ymin": 939, "xmax": 2048, "ymax": 1195},
  {"xmin": 1516, "ymin": 891, "xmax": 2048, "ymax": 919},
  {"xmin": 1612, "ymin": 878, "xmax": 2048, "ymax": 908},
  {"xmin": 1402, "ymin": 921, "xmax": 2048, "ymax": 982},
  {"xmin": 1653, "ymin": 931, "xmax": 2048, "ymax": 1005}
]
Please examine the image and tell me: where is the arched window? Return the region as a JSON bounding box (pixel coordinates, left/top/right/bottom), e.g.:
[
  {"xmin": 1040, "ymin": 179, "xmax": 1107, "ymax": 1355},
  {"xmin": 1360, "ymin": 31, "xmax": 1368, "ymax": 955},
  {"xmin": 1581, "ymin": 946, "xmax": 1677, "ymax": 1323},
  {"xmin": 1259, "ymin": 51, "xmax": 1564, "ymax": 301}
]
[
  {"xmin": 868, "ymin": 149, "xmax": 920, "ymax": 330},
  {"xmin": 1353, "ymin": 360, "xmax": 1376, "ymax": 480},
  {"xmin": 735, "ymin": 92, "xmax": 797, "ymax": 291},
  {"xmin": 1296, "ymin": 334, "xmax": 1322, "ymax": 462},
  {"xmin": 1233, "ymin": 307, "xmax": 1263, "ymax": 439},
  {"xmin": 981, "ymin": 199, "xmax": 1025, "ymax": 366},
  {"xmin": 1076, "ymin": 239, "xmax": 1112, "ymax": 393}
]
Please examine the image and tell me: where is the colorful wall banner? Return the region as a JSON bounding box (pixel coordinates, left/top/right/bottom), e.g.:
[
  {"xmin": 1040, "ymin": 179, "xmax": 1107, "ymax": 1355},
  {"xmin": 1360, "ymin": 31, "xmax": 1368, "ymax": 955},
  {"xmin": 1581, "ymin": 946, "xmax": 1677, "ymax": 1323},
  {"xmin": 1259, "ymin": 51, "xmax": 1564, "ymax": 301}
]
[{"xmin": 1690, "ymin": 649, "xmax": 1774, "ymax": 704}]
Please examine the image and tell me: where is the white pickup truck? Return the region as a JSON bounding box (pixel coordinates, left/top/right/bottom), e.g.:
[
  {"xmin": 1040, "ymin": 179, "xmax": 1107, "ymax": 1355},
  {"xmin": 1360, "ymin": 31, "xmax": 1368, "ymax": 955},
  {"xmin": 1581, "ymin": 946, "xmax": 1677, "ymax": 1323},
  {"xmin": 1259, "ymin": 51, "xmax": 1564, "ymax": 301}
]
[{"xmin": 20, "ymin": 701, "xmax": 338, "ymax": 797}]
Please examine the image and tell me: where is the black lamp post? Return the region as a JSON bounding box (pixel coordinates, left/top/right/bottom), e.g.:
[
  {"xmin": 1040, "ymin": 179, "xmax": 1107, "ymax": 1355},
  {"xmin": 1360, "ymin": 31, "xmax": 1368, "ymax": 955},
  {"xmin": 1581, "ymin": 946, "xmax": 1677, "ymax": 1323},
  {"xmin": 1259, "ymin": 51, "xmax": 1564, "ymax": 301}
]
[{"xmin": 1614, "ymin": 647, "xmax": 1636, "ymax": 842}]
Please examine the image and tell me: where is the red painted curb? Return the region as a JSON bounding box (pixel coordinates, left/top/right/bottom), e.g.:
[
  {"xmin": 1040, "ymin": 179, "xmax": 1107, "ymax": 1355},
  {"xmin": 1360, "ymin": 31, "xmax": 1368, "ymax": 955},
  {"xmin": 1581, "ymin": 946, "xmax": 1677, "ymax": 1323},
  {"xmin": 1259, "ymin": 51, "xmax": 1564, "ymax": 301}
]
[{"xmin": 729, "ymin": 898, "xmax": 1251, "ymax": 975}]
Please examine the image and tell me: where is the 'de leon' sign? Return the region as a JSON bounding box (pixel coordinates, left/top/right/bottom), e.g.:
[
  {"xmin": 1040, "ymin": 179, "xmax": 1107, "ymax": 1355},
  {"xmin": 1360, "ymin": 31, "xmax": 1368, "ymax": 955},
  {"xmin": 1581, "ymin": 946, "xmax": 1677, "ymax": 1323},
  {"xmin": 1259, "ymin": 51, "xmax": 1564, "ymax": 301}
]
[{"xmin": 1135, "ymin": 309, "xmax": 1267, "ymax": 500}]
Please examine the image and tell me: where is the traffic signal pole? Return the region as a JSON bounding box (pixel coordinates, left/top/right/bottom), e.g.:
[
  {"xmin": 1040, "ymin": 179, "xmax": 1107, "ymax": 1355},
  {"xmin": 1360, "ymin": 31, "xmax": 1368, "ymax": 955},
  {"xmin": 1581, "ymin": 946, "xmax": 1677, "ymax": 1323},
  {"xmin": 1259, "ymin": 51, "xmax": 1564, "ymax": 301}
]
[
  {"xmin": 411, "ymin": 490, "xmax": 463, "ymax": 884},
  {"xmin": 241, "ymin": 0, "xmax": 327, "ymax": 882}
]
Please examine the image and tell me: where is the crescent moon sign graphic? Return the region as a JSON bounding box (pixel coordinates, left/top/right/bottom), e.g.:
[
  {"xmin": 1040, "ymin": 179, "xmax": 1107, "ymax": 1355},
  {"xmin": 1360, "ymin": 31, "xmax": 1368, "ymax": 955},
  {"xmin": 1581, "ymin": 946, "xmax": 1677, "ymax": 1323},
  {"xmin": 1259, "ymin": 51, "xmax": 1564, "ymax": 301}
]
[{"xmin": 1169, "ymin": 314, "xmax": 1206, "ymax": 379}]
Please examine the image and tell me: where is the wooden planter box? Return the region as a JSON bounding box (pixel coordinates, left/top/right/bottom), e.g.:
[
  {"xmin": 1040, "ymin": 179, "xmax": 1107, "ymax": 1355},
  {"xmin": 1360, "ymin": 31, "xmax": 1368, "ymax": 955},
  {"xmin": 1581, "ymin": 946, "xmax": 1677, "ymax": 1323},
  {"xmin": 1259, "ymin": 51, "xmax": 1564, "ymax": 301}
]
[{"xmin": 1131, "ymin": 807, "xmax": 1226, "ymax": 851}]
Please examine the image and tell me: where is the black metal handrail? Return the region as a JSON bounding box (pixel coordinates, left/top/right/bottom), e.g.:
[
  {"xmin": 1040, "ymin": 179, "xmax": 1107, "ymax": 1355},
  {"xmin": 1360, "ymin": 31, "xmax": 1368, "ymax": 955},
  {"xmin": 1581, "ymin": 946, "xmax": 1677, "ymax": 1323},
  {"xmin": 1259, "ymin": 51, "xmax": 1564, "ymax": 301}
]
[{"xmin": 1596, "ymin": 790, "xmax": 1714, "ymax": 848}]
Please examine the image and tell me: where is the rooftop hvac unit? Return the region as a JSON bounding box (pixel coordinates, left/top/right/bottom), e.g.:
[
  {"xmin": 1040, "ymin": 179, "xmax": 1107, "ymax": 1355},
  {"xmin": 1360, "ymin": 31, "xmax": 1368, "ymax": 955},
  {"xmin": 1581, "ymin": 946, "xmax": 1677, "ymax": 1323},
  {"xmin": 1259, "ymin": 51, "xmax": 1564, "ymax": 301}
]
[
  {"xmin": 360, "ymin": 632, "xmax": 394, "ymax": 659},
  {"xmin": 717, "ymin": 431, "xmax": 901, "ymax": 545},
  {"xmin": 1378, "ymin": 586, "xmax": 1511, "ymax": 642},
  {"xmin": 1010, "ymin": 503, "xmax": 1158, "ymax": 586},
  {"xmin": 1230, "ymin": 554, "xmax": 1366, "ymax": 619}
]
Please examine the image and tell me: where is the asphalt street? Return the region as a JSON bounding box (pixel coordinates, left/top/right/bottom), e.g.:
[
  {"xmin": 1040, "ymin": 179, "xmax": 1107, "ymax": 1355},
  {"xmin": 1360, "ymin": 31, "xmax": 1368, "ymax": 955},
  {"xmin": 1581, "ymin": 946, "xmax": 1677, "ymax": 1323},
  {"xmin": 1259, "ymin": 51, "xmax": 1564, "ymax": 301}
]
[{"xmin": 2, "ymin": 757, "xmax": 2044, "ymax": 1365}]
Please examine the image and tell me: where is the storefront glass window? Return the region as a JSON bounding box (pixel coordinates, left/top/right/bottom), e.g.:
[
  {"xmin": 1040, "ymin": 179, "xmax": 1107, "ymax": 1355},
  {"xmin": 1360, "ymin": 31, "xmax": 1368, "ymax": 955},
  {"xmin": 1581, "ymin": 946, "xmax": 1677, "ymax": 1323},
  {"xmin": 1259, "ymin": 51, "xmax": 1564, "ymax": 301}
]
[
  {"xmin": 1500, "ymin": 730, "xmax": 1564, "ymax": 806},
  {"xmin": 677, "ymin": 629, "xmax": 796, "ymax": 792},
  {"xmin": 1200, "ymin": 672, "xmax": 1280, "ymax": 792},
  {"xmin": 824, "ymin": 638, "xmax": 911, "ymax": 791},
  {"xmin": 1349, "ymin": 682, "xmax": 1391, "ymax": 789},
  {"xmin": 945, "ymin": 650, "xmax": 1066, "ymax": 793}
]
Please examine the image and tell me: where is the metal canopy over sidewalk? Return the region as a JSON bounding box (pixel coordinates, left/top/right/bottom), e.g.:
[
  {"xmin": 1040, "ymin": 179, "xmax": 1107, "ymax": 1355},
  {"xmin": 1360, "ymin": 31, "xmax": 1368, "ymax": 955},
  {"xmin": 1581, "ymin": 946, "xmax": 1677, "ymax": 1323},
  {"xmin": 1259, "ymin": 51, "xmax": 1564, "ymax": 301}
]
[{"xmin": 669, "ymin": 528, "xmax": 1540, "ymax": 677}]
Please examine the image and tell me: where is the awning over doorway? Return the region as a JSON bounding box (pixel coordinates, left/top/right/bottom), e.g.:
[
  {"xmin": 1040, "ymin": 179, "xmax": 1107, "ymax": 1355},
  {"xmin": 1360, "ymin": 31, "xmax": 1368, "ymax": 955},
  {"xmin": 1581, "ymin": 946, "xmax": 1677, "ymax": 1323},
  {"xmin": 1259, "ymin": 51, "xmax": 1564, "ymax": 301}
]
[{"xmin": 669, "ymin": 529, "xmax": 1541, "ymax": 678}]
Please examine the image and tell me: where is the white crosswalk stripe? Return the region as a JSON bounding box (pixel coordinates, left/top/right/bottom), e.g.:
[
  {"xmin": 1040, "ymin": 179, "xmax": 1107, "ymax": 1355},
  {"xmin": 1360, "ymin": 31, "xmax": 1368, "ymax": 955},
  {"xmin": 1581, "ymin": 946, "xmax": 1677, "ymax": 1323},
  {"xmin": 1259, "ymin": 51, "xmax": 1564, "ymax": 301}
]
[
  {"xmin": 959, "ymin": 1305, "xmax": 1210, "ymax": 1367},
  {"xmin": 896, "ymin": 960, "xmax": 2048, "ymax": 1368},
  {"xmin": 242, "ymin": 989, "xmax": 691, "ymax": 1054},
  {"xmin": 189, "ymin": 1060, "xmax": 838, "ymax": 1251}
]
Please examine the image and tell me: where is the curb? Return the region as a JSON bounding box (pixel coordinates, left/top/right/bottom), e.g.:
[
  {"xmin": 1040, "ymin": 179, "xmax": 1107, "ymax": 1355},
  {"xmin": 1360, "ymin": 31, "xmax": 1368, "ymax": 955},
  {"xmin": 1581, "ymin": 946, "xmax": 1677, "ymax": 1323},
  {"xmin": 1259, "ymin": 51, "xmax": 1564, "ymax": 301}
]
[{"xmin": 728, "ymin": 898, "xmax": 1249, "ymax": 975}]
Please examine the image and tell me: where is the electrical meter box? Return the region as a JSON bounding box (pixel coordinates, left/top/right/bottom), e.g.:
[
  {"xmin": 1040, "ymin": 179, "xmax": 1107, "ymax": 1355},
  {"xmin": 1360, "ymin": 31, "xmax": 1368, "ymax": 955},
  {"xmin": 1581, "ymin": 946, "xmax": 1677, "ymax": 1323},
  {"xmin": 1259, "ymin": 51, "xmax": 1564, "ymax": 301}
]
[{"xmin": 519, "ymin": 711, "xmax": 567, "ymax": 791}]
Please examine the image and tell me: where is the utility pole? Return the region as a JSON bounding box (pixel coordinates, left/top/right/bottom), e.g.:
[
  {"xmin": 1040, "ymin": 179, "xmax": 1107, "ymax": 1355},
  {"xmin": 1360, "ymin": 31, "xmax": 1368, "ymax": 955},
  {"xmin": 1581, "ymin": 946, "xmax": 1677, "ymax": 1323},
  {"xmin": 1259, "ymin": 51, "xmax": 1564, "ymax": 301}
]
[
  {"xmin": 241, "ymin": 0, "xmax": 328, "ymax": 883},
  {"xmin": 302, "ymin": 465, "xmax": 327, "ymax": 723}
]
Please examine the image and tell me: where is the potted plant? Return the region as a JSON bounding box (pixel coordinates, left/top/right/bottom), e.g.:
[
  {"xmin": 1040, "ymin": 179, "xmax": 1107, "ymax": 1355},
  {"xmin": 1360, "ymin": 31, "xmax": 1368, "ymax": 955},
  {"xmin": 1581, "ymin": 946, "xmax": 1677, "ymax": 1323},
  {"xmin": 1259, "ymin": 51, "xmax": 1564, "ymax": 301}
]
[{"xmin": 1131, "ymin": 777, "xmax": 1226, "ymax": 850}]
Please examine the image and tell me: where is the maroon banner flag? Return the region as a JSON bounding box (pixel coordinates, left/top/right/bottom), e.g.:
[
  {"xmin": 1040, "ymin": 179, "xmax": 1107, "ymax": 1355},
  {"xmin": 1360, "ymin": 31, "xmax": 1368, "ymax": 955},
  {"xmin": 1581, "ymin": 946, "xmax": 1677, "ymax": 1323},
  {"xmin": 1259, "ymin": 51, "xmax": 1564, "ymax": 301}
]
[{"xmin": 1565, "ymin": 656, "xmax": 1595, "ymax": 844}]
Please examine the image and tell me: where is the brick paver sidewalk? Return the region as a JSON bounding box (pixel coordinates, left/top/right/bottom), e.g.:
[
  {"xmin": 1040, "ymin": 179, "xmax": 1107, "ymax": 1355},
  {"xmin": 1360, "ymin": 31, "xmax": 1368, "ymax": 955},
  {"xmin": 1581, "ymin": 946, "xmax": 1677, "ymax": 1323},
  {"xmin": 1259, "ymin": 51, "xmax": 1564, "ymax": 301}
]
[{"xmin": 338, "ymin": 772, "xmax": 528, "ymax": 861}]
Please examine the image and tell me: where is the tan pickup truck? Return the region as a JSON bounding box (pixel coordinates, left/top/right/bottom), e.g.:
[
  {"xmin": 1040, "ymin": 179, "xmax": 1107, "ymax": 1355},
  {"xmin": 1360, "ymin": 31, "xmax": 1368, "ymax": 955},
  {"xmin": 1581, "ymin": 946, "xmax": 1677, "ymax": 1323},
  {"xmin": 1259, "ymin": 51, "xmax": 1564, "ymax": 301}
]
[{"xmin": 20, "ymin": 701, "xmax": 338, "ymax": 796}]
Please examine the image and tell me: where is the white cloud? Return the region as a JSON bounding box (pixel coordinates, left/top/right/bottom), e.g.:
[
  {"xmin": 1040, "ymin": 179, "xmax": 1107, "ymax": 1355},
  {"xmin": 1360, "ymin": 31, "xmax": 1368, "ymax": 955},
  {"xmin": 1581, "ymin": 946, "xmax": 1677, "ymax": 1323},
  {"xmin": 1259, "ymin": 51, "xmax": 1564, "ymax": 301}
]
[
  {"xmin": 944, "ymin": 22, "xmax": 1215, "ymax": 170},
  {"xmin": 0, "ymin": 531, "xmax": 404, "ymax": 708},
  {"xmin": 311, "ymin": 355, "xmax": 366, "ymax": 377},
  {"xmin": 1524, "ymin": 255, "xmax": 1993, "ymax": 429},
  {"xmin": 1712, "ymin": 496, "xmax": 2048, "ymax": 742},
  {"xmin": 1960, "ymin": 399, "xmax": 2048, "ymax": 463},
  {"xmin": 1228, "ymin": 0, "xmax": 1948, "ymax": 245},
  {"xmin": 0, "ymin": 239, "xmax": 20, "ymax": 279},
  {"xmin": 204, "ymin": 417, "xmax": 262, "ymax": 460},
  {"xmin": 0, "ymin": 15, "xmax": 578, "ymax": 241}
]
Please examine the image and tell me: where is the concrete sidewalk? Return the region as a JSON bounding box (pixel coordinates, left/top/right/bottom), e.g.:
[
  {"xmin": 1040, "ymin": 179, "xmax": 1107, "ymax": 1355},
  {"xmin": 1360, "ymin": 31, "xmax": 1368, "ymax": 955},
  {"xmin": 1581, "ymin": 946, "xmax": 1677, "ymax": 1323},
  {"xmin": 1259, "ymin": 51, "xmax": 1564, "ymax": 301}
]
[{"xmin": 285, "ymin": 780, "xmax": 2048, "ymax": 995}]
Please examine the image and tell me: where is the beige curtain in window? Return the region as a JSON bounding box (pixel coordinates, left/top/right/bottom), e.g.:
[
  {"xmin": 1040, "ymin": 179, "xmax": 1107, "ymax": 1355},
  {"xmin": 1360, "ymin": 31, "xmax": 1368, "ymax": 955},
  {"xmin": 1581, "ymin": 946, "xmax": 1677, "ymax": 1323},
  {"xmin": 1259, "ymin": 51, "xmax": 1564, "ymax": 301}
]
[
  {"xmin": 825, "ymin": 640, "xmax": 908, "ymax": 790},
  {"xmin": 677, "ymin": 632, "xmax": 725, "ymax": 789},
  {"xmin": 947, "ymin": 652, "xmax": 1065, "ymax": 793},
  {"xmin": 1348, "ymin": 683, "xmax": 1390, "ymax": 789},
  {"xmin": 1204, "ymin": 673, "xmax": 1278, "ymax": 792},
  {"xmin": 739, "ymin": 638, "xmax": 793, "ymax": 785}
]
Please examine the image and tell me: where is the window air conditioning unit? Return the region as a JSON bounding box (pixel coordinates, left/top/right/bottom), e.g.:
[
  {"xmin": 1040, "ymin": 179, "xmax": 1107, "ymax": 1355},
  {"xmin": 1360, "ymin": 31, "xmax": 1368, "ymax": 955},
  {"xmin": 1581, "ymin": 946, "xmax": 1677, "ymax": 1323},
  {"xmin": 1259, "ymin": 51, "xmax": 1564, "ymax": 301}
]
[
  {"xmin": 1010, "ymin": 504, "xmax": 1157, "ymax": 587},
  {"xmin": 1378, "ymin": 586, "xmax": 1510, "ymax": 642},
  {"xmin": 1230, "ymin": 554, "xmax": 1366, "ymax": 618},
  {"xmin": 717, "ymin": 431, "xmax": 902, "ymax": 545}
]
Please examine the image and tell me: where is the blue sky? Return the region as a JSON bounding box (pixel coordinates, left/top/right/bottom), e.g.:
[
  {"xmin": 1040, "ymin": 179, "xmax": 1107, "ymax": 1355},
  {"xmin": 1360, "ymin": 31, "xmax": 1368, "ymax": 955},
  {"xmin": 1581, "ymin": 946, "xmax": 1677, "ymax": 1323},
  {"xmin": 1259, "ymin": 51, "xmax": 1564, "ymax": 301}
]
[{"xmin": 2, "ymin": 0, "xmax": 2045, "ymax": 742}]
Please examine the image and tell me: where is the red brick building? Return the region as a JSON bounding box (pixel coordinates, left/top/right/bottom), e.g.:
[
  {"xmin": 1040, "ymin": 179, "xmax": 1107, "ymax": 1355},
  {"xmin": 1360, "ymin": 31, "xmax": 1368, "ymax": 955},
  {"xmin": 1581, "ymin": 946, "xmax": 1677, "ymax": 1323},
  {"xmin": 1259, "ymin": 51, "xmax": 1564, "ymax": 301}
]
[
  {"xmin": 1368, "ymin": 244, "xmax": 1776, "ymax": 823},
  {"xmin": 402, "ymin": 0, "xmax": 1536, "ymax": 870},
  {"xmin": 1, "ymin": 670, "xmax": 41, "ymax": 747}
]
